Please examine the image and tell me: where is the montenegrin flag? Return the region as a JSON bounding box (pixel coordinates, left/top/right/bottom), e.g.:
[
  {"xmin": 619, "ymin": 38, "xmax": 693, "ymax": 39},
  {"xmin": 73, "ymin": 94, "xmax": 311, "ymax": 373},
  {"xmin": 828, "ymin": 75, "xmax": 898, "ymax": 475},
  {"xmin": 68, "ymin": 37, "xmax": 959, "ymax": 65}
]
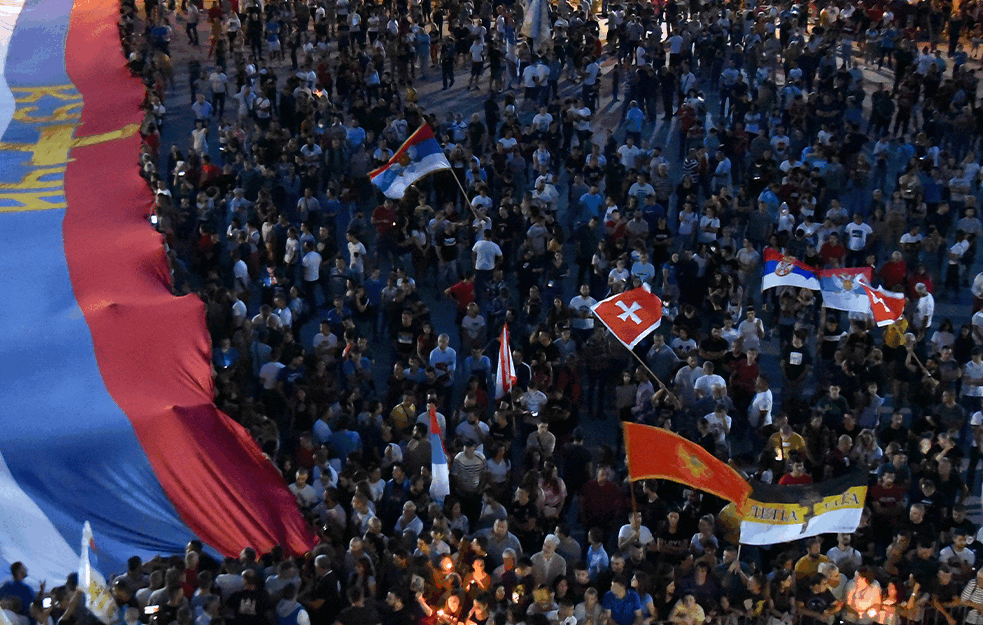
[
  {"xmin": 737, "ymin": 471, "xmax": 868, "ymax": 545},
  {"xmin": 623, "ymin": 422, "xmax": 752, "ymax": 506},
  {"xmin": 370, "ymin": 124, "xmax": 451, "ymax": 198},
  {"xmin": 429, "ymin": 403, "xmax": 451, "ymax": 503},
  {"xmin": 762, "ymin": 248, "xmax": 820, "ymax": 291},
  {"xmin": 0, "ymin": 0, "xmax": 315, "ymax": 582},
  {"xmin": 591, "ymin": 287, "xmax": 664, "ymax": 349}
]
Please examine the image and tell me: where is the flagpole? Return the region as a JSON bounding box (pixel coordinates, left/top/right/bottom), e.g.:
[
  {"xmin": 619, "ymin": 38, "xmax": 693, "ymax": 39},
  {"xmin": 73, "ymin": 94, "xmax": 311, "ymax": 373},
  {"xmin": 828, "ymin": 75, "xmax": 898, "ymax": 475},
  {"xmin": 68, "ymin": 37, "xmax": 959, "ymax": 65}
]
[{"xmin": 588, "ymin": 305, "xmax": 681, "ymax": 406}]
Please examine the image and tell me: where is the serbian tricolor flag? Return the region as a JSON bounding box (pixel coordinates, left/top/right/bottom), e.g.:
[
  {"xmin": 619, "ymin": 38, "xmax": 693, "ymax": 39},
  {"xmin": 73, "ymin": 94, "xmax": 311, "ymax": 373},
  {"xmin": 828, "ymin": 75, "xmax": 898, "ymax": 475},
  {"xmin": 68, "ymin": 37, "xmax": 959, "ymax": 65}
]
[
  {"xmin": 0, "ymin": 0, "xmax": 314, "ymax": 583},
  {"xmin": 429, "ymin": 403, "xmax": 451, "ymax": 502},
  {"xmin": 591, "ymin": 287, "xmax": 663, "ymax": 348},
  {"xmin": 623, "ymin": 423, "xmax": 751, "ymax": 506},
  {"xmin": 369, "ymin": 124, "xmax": 452, "ymax": 198},
  {"xmin": 818, "ymin": 267, "xmax": 873, "ymax": 313},
  {"xmin": 737, "ymin": 471, "xmax": 867, "ymax": 545},
  {"xmin": 495, "ymin": 323, "xmax": 516, "ymax": 399},
  {"xmin": 762, "ymin": 248, "xmax": 820, "ymax": 291},
  {"xmin": 861, "ymin": 283, "xmax": 906, "ymax": 327}
]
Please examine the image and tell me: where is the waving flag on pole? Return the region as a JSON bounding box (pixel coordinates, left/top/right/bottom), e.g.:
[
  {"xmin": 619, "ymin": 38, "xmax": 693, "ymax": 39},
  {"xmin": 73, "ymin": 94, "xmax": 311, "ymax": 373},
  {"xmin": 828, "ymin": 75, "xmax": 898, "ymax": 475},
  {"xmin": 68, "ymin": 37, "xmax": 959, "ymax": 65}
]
[
  {"xmin": 591, "ymin": 287, "xmax": 664, "ymax": 348},
  {"xmin": 762, "ymin": 248, "xmax": 820, "ymax": 291},
  {"xmin": 624, "ymin": 423, "xmax": 751, "ymax": 507},
  {"xmin": 429, "ymin": 403, "xmax": 450, "ymax": 503},
  {"xmin": 80, "ymin": 522, "xmax": 118, "ymax": 625},
  {"xmin": 495, "ymin": 323, "xmax": 516, "ymax": 399},
  {"xmin": 818, "ymin": 267, "xmax": 873, "ymax": 313},
  {"xmin": 369, "ymin": 124, "xmax": 451, "ymax": 198},
  {"xmin": 861, "ymin": 283, "xmax": 906, "ymax": 327}
]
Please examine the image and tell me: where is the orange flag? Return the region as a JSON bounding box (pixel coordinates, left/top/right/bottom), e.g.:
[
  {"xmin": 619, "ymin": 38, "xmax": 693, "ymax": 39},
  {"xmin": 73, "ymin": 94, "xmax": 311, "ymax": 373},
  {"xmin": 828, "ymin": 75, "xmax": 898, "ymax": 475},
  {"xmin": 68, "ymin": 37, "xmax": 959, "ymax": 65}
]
[{"xmin": 623, "ymin": 422, "xmax": 752, "ymax": 508}]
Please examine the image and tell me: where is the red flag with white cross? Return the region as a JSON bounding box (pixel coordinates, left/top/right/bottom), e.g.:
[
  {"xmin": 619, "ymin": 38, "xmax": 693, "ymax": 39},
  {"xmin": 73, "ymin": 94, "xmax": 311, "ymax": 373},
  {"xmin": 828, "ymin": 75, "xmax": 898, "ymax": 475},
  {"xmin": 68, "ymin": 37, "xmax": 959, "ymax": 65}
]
[
  {"xmin": 861, "ymin": 283, "xmax": 906, "ymax": 327},
  {"xmin": 591, "ymin": 287, "xmax": 664, "ymax": 348}
]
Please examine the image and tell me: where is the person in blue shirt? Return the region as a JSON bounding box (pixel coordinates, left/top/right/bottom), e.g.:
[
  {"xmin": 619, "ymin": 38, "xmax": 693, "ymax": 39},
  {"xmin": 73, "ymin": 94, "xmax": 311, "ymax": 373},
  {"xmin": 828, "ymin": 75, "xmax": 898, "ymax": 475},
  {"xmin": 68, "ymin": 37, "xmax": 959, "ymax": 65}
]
[
  {"xmin": 624, "ymin": 101, "xmax": 645, "ymax": 144},
  {"xmin": 0, "ymin": 562, "xmax": 34, "ymax": 621},
  {"xmin": 601, "ymin": 574, "xmax": 643, "ymax": 625}
]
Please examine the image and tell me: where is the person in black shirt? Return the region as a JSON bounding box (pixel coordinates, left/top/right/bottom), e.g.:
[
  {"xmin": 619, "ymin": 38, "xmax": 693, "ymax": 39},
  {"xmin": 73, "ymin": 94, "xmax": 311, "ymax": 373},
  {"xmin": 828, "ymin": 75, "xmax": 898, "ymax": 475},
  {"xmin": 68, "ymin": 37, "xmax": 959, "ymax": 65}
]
[
  {"xmin": 307, "ymin": 555, "xmax": 342, "ymax": 625},
  {"xmin": 226, "ymin": 570, "xmax": 272, "ymax": 625},
  {"xmin": 334, "ymin": 586, "xmax": 380, "ymax": 625},
  {"xmin": 797, "ymin": 575, "xmax": 839, "ymax": 625}
]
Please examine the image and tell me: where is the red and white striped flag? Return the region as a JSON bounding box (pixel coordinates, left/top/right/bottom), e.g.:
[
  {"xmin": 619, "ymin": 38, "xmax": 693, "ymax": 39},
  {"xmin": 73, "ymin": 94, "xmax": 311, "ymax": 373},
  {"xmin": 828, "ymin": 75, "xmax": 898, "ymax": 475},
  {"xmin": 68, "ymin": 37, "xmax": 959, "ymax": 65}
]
[
  {"xmin": 495, "ymin": 323, "xmax": 516, "ymax": 399},
  {"xmin": 861, "ymin": 283, "xmax": 906, "ymax": 327}
]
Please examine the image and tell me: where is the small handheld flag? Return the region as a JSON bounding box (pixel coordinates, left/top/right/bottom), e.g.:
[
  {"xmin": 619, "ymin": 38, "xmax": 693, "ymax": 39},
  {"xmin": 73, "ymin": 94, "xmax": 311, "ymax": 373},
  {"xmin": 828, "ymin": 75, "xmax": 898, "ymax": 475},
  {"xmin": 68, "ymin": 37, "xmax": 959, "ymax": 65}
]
[
  {"xmin": 369, "ymin": 124, "xmax": 451, "ymax": 199},
  {"xmin": 762, "ymin": 248, "xmax": 820, "ymax": 291},
  {"xmin": 591, "ymin": 287, "xmax": 663, "ymax": 349},
  {"xmin": 495, "ymin": 324, "xmax": 516, "ymax": 399},
  {"xmin": 429, "ymin": 404, "xmax": 450, "ymax": 503}
]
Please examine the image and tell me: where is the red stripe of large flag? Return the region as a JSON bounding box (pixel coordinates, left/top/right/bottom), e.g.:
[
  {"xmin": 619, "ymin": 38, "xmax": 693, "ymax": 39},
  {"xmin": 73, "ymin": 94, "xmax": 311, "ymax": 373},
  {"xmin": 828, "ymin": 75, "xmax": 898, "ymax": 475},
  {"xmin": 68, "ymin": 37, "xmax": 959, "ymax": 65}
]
[
  {"xmin": 495, "ymin": 323, "xmax": 516, "ymax": 399},
  {"xmin": 861, "ymin": 283, "xmax": 906, "ymax": 327},
  {"xmin": 762, "ymin": 248, "xmax": 820, "ymax": 291},
  {"xmin": 624, "ymin": 422, "xmax": 752, "ymax": 507},
  {"xmin": 429, "ymin": 403, "xmax": 450, "ymax": 502},
  {"xmin": 591, "ymin": 287, "xmax": 663, "ymax": 348}
]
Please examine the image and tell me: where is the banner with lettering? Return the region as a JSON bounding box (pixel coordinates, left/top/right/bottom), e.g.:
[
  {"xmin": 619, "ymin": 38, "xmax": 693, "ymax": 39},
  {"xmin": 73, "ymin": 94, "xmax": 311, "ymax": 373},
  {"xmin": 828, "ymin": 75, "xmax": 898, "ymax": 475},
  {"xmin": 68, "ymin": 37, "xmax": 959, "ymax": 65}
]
[
  {"xmin": 0, "ymin": 0, "xmax": 314, "ymax": 583},
  {"xmin": 738, "ymin": 471, "xmax": 868, "ymax": 545}
]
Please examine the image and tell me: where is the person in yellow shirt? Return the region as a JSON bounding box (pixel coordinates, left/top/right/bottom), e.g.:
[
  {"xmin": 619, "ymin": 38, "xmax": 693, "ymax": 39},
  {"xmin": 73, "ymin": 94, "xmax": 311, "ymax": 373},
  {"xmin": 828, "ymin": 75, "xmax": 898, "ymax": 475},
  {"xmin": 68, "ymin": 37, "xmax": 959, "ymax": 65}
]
[
  {"xmin": 795, "ymin": 538, "xmax": 831, "ymax": 583},
  {"xmin": 767, "ymin": 423, "xmax": 808, "ymax": 467}
]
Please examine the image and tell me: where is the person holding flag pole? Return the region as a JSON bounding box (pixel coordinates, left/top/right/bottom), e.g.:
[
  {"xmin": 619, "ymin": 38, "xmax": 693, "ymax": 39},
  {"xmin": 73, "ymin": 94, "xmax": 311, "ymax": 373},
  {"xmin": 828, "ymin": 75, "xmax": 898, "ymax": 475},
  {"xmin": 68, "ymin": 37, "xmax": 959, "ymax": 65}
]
[{"xmin": 590, "ymin": 286, "xmax": 680, "ymax": 407}]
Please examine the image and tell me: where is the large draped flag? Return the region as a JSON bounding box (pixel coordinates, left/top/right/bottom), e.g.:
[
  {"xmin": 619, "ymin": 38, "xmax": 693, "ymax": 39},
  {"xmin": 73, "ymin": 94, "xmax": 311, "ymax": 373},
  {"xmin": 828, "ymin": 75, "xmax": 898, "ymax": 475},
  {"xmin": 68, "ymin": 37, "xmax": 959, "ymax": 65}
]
[
  {"xmin": 623, "ymin": 423, "xmax": 752, "ymax": 507},
  {"xmin": 762, "ymin": 248, "xmax": 820, "ymax": 291},
  {"xmin": 429, "ymin": 403, "xmax": 450, "ymax": 503},
  {"xmin": 737, "ymin": 471, "xmax": 868, "ymax": 545},
  {"xmin": 0, "ymin": 0, "xmax": 315, "ymax": 584},
  {"xmin": 369, "ymin": 124, "xmax": 451, "ymax": 198},
  {"xmin": 591, "ymin": 287, "xmax": 664, "ymax": 348},
  {"xmin": 495, "ymin": 323, "xmax": 516, "ymax": 399},
  {"xmin": 818, "ymin": 267, "xmax": 873, "ymax": 313},
  {"xmin": 861, "ymin": 283, "xmax": 906, "ymax": 327}
]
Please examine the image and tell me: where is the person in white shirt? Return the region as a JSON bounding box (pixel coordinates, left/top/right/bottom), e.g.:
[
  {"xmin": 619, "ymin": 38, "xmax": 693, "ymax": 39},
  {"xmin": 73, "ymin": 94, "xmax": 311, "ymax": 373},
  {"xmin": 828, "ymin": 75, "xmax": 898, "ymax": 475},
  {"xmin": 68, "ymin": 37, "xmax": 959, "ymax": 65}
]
[
  {"xmin": 617, "ymin": 138, "xmax": 643, "ymax": 171},
  {"xmin": 703, "ymin": 403, "xmax": 732, "ymax": 446},
  {"xmin": 568, "ymin": 284, "xmax": 597, "ymax": 340},
  {"xmin": 693, "ymin": 362, "xmax": 726, "ymax": 398},
  {"xmin": 749, "ymin": 376, "xmax": 774, "ymax": 428},
  {"xmin": 737, "ymin": 307, "xmax": 766, "ymax": 351},
  {"xmin": 289, "ymin": 468, "xmax": 320, "ymax": 510},
  {"xmin": 843, "ymin": 213, "xmax": 873, "ymax": 265},
  {"xmin": 617, "ymin": 512, "xmax": 654, "ymax": 553},
  {"xmin": 826, "ymin": 533, "xmax": 862, "ymax": 577},
  {"xmin": 346, "ymin": 231, "xmax": 367, "ymax": 277},
  {"xmin": 301, "ymin": 242, "xmax": 323, "ymax": 307},
  {"xmin": 472, "ymin": 229, "xmax": 503, "ymax": 278},
  {"xmin": 915, "ymin": 283, "xmax": 935, "ymax": 334}
]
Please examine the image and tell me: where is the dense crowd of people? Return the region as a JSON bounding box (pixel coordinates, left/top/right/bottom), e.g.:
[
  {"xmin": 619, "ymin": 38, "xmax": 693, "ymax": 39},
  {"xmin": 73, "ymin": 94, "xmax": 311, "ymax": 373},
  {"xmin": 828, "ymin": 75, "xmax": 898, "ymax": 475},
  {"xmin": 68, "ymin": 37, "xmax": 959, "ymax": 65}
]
[{"xmin": 12, "ymin": 0, "xmax": 983, "ymax": 622}]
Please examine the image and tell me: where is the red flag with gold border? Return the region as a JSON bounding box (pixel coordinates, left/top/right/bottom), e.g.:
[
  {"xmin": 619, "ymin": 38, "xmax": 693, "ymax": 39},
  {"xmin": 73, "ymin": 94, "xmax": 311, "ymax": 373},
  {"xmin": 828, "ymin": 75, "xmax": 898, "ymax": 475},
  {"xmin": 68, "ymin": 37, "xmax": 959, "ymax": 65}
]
[{"xmin": 623, "ymin": 422, "xmax": 751, "ymax": 507}]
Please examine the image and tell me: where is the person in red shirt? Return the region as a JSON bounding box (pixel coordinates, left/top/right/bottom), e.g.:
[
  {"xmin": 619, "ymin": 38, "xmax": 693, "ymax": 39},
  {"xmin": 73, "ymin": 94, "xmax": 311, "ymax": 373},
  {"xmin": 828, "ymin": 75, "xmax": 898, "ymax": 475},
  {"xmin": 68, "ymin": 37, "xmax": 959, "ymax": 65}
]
[
  {"xmin": 371, "ymin": 199, "xmax": 398, "ymax": 264},
  {"xmin": 444, "ymin": 272, "xmax": 476, "ymax": 323},
  {"xmin": 907, "ymin": 263, "xmax": 933, "ymax": 300},
  {"xmin": 869, "ymin": 467, "xmax": 905, "ymax": 532},
  {"xmin": 819, "ymin": 232, "xmax": 846, "ymax": 267},
  {"xmin": 778, "ymin": 457, "xmax": 814, "ymax": 485},
  {"xmin": 878, "ymin": 251, "xmax": 907, "ymax": 289}
]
